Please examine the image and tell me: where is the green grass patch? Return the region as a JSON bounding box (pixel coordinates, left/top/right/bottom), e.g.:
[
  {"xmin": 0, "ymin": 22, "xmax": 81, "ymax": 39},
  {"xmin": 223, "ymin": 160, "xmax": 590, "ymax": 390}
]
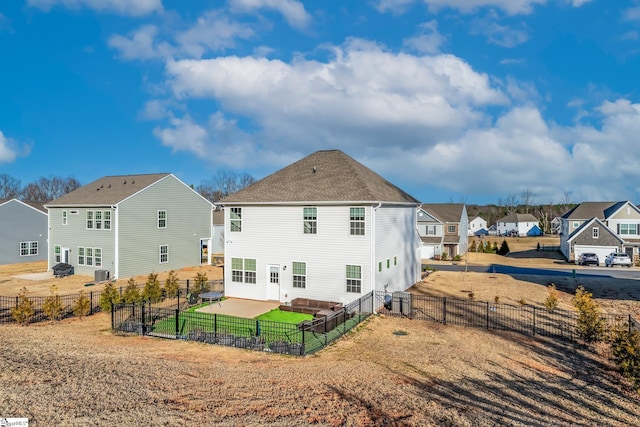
[{"xmin": 255, "ymin": 309, "xmax": 313, "ymax": 324}]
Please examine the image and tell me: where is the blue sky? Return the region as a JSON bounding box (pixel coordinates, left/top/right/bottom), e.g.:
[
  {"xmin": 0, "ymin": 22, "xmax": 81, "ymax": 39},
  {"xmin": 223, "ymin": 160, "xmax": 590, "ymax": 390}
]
[{"xmin": 2, "ymin": 0, "xmax": 640, "ymax": 205}]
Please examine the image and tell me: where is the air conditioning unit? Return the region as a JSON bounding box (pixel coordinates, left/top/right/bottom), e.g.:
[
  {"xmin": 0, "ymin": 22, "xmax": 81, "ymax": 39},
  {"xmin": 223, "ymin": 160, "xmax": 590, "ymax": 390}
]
[
  {"xmin": 392, "ymin": 291, "xmax": 412, "ymax": 316},
  {"xmin": 94, "ymin": 269, "xmax": 110, "ymax": 282}
]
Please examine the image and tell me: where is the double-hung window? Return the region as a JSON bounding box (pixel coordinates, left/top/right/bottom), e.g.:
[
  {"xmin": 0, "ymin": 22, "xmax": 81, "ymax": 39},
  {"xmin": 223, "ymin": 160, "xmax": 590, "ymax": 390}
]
[
  {"xmin": 86, "ymin": 247, "xmax": 94, "ymax": 266},
  {"xmin": 62, "ymin": 210, "xmax": 68, "ymax": 225},
  {"xmin": 244, "ymin": 259, "xmax": 256, "ymax": 283},
  {"xmin": 160, "ymin": 245, "xmax": 168, "ymax": 263},
  {"xmin": 230, "ymin": 208, "xmax": 242, "ymax": 232},
  {"xmin": 95, "ymin": 211, "xmax": 102, "ymax": 229},
  {"xmin": 350, "ymin": 207, "xmax": 365, "ymax": 235},
  {"xmin": 231, "ymin": 257, "xmax": 256, "ymax": 283},
  {"xmin": 54, "ymin": 245, "xmax": 61, "ymax": 263},
  {"xmin": 303, "ymin": 207, "xmax": 317, "ymax": 234},
  {"xmin": 592, "ymin": 227, "xmax": 599, "ymax": 239},
  {"xmin": 346, "ymin": 265, "xmax": 362, "ymax": 293},
  {"xmin": 104, "ymin": 211, "xmax": 111, "ymax": 230},
  {"xmin": 427, "ymin": 225, "xmax": 436, "ymax": 235},
  {"xmin": 292, "ymin": 262, "xmax": 306, "ymax": 288},
  {"xmin": 231, "ymin": 258, "xmax": 244, "ymax": 282},
  {"xmin": 78, "ymin": 247, "xmax": 85, "ymax": 265},
  {"xmin": 86, "ymin": 211, "xmax": 94, "ymax": 229},
  {"xmin": 447, "ymin": 225, "xmax": 456, "ymax": 233},
  {"xmin": 95, "ymin": 248, "xmax": 102, "ymax": 267},
  {"xmin": 158, "ymin": 210, "xmax": 167, "ymax": 229}
]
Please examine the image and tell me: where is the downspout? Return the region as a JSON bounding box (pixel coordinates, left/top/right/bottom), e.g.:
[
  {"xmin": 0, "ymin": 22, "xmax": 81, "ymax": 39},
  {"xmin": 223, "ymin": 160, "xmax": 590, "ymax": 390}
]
[
  {"xmin": 372, "ymin": 203, "xmax": 382, "ymax": 293},
  {"xmin": 113, "ymin": 205, "xmax": 118, "ymax": 279}
]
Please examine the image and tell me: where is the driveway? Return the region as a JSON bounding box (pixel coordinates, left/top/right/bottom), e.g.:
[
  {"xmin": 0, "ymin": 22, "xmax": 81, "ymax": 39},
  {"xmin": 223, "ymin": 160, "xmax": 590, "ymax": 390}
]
[{"xmin": 196, "ymin": 298, "xmax": 280, "ymax": 318}]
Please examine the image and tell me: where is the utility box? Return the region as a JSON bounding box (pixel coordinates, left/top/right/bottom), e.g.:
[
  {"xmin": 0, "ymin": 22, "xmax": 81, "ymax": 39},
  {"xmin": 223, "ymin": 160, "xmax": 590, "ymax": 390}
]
[
  {"xmin": 392, "ymin": 291, "xmax": 412, "ymax": 316},
  {"xmin": 94, "ymin": 269, "xmax": 110, "ymax": 282}
]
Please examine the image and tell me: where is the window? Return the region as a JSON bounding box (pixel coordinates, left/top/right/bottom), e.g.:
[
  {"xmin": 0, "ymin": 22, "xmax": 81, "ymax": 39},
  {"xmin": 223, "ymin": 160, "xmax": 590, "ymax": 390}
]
[
  {"xmin": 573, "ymin": 221, "xmax": 580, "ymax": 228},
  {"xmin": 387, "ymin": 259, "xmax": 390, "ymax": 269},
  {"xmin": 231, "ymin": 258, "xmax": 244, "ymax": 282},
  {"xmin": 158, "ymin": 210, "xmax": 167, "ymax": 229},
  {"xmin": 346, "ymin": 265, "xmax": 362, "ymax": 293},
  {"xmin": 350, "ymin": 207, "xmax": 365, "ymax": 235},
  {"xmin": 62, "ymin": 210, "xmax": 68, "ymax": 225},
  {"xmin": 378, "ymin": 262, "xmax": 382, "ymax": 272},
  {"xmin": 77, "ymin": 247, "xmax": 85, "ymax": 265},
  {"xmin": 244, "ymin": 258, "xmax": 256, "ymax": 284},
  {"xmin": 86, "ymin": 211, "xmax": 94, "ymax": 229},
  {"xmin": 292, "ymin": 262, "xmax": 306, "ymax": 288},
  {"xmin": 447, "ymin": 225, "xmax": 456, "ymax": 233},
  {"xmin": 104, "ymin": 211, "xmax": 111, "ymax": 230},
  {"xmin": 427, "ymin": 225, "xmax": 436, "ymax": 235},
  {"xmin": 54, "ymin": 245, "xmax": 61, "ymax": 263},
  {"xmin": 394, "ymin": 256, "xmax": 397, "ymax": 266},
  {"xmin": 159, "ymin": 245, "xmax": 168, "ymax": 263},
  {"xmin": 20, "ymin": 241, "xmax": 38, "ymax": 257},
  {"xmin": 86, "ymin": 247, "xmax": 94, "ymax": 266},
  {"xmin": 230, "ymin": 207, "xmax": 242, "ymax": 232},
  {"xmin": 303, "ymin": 207, "xmax": 317, "ymax": 234},
  {"xmin": 619, "ymin": 224, "xmax": 638, "ymax": 235},
  {"xmin": 95, "ymin": 211, "xmax": 102, "ymax": 229},
  {"xmin": 270, "ymin": 266, "xmax": 280, "ymax": 284},
  {"xmin": 592, "ymin": 227, "xmax": 599, "ymax": 239},
  {"xmin": 95, "ymin": 248, "xmax": 102, "ymax": 268}
]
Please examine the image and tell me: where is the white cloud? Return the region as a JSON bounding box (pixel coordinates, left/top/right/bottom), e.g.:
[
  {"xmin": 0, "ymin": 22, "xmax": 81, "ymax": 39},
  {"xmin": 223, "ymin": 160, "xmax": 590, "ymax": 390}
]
[
  {"xmin": 108, "ymin": 25, "xmax": 172, "ymax": 60},
  {"xmin": 470, "ymin": 16, "xmax": 529, "ymax": 47},
  {"xmin": 164, "ymin": 39, "xmax": 507, "ymax": 154},
  {"xmin": 623, "ymin": 6, "xmax": 640, "ymax": 21},
  {"xmin": 27, "ymin": 0, "xmax": 162, "ymax": 16},
  {"xmin": 403, "ymin": 20, "xmax": 446, "ymax": 54},
  {"xmin": 374, "ymin": 0, "xmax": 546, "ymax": 16},
  {"xmin": 153, "ymin": 115, "xmax": 209, "ymax": 157},
  {"xmin": 230, "ymin": 0, "xmax": 312, "ymax": 29},
  {"xmin": 571, "ymin": 0, "xmax": 594, "ymax": 6},
  {"xmin": 175, "ymin": 11, "xmax": 254, "ymax": 58},
  {"xmin": 0, "ymin": 131, "xmax": 30, "ymax": 164}
]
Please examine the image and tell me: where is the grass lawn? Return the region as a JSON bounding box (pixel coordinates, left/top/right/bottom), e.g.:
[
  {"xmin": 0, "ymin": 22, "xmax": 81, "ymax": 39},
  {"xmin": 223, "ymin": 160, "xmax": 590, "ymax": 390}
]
[{"xmin": 255, "ymin": 308, "xmax": 313, "ymax": 323}]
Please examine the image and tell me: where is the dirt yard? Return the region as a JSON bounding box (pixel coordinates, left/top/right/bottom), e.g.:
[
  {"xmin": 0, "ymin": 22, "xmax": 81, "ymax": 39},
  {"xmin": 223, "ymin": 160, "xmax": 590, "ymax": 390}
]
[{"xmin": 2, "ymin": 240, "xmax": 640, "ymax": 425}]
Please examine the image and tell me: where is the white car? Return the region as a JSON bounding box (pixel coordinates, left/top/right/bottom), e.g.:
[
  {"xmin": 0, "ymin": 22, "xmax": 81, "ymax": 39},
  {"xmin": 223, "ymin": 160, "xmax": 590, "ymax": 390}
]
[{"xmin": 605, "ymin": 252, "xmax": 632, "ymax": 268}]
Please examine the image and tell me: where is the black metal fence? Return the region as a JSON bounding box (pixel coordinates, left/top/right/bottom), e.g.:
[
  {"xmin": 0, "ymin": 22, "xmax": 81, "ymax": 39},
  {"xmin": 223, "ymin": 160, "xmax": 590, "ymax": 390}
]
[
  {"xmin": 111, "ymin": 291, "xmax": 375, "ymax": 356},
  {"xmin": 375, "ymin": 291, "xmax": 638, "ymax": 340},
  {"xmin": 0, "ymin": 279, "xmax": 223, "ymax": 325}
]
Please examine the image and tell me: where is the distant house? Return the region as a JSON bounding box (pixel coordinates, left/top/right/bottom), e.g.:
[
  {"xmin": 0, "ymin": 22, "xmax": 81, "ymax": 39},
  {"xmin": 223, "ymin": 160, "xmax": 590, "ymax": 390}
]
[
  {"xmin": 560, "ymin": 201, "xmax": 640, "ymax": 262},
  {"xmin": 45, "ymin": 173, "xmax": 213, "ymax": 280},
  {"xmin": 418, "ymin": 204, "xmax": 469, "ymax": 259},
  {"xmin": 496, "ymin": 213, "xmax": 540, "ymax": 237},
  {"xmin": 0, "ymin": 199, "xmax": 48, "ymax": 265},
  {"xmin": 550, "ymin": 216, "xmax": 562, "ymax": 234},
  {"xmin": 468, "ymin": 216, "xmax": 488, "ymax": 236},
  {"xmin": 210, "ymin": 208, "xmax": 225, "ymax": 255},
  {"xmin": 219, "ymin": 150, "xmax": 422, "ymax": 304}
]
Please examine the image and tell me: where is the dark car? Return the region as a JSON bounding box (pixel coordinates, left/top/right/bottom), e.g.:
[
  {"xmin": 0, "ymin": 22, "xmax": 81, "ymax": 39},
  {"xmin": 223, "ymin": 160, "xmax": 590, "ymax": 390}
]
[{"xmin": 576, "ymin": 253, "xmax": 599, "ymax": 266}]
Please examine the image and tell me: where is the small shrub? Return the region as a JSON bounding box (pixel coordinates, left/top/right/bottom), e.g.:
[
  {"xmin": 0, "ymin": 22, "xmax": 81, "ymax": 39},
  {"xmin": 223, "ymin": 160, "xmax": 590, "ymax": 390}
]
[
  {"xmin": 11, "ymin": 287, "xmax": 34, "ymax": 325},
  {"xmin": 73, "ymin": 290, "xmax": 91, "ymax": 319},
  {"xmin": 122, "ymin": 278, "xmax": 141, "ymax": 304},
  {"xmin": 573, "ymin": 285, "xmax": 605, "ymax": 344},
  {"xmin": 491, "ymin": 242, "xmax": 498, "ymax": 253},
  {"xmin": 99, "ymin": 281, "xmax": 121, "ymax": 312},
  {"xmin": 497, "ymin": 240, "xmax": 510, "ymax": 255},
  {"xmin": 165, "ymin": 270, "xmax": 180, "ymax": 298},
  {"xmin": 610, "ymin": 327, "xmax": 640, "ymax": 387},
  {"xmin": 544, "ymin": 284, "xmax": 560, "ymax": 312},
  {"xmin": 192, "ymin": 271, "xmax": 210, "ymax": 295},
  {"xmin": 42, "ymin": 285, "xmax": 65, "ymax": 322},
  {"xmin": 453, "ymin": 254, "xmax": 462, "ymax": 261},
  {"xmin": 441, "ymin": 252, "xmax": 448, "ymax": 261},
  {"xmin": 142, "ymin": 272, "xmax": 162, "ymax": 303},
  {"xmin": 469, "ymin": 240, "xmax": 477, "ymax": 252},
  {"xmin": 494, "ymin": 295, "xmax": 500, "ymax": 304},
  {"xmin": 517, "ymin": 298, "xmax": 527, "ymax": 306}
]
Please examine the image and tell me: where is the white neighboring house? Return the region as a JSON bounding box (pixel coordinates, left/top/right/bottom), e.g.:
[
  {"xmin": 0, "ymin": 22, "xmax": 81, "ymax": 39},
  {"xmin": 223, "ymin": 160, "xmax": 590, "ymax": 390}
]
[
  {"xmin": 468, "ymin": 216, "xmax": 488, "ymax": 236},
  {"xmin": 219, "ymin": 150, "xmax": 422, "ymax": 305},
  {"xmin": 496, "ymin": 213, "xmax": 540, "ymax": 237}
]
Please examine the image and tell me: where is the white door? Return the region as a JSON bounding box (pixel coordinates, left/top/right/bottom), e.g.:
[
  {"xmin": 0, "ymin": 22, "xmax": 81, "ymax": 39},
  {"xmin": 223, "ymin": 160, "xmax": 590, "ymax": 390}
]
[
  {"xmin": 63, "ymin": 248, "xmax": 70, "ymax": 264},
  {"xmin": 574, "ymin": 245, "xmax": 618, "ymax": 266},
  {"xmin": 267, "ymin": 265, "xmax": 281, "ymax": 301}
]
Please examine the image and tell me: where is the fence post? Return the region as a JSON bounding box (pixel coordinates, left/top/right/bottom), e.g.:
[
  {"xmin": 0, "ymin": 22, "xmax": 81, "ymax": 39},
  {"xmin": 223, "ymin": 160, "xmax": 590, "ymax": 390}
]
[
  {"xmin": 177, "ymin": 288, "xmax": 180, "ymax": 309},
  {"xmin": 302, "ymin": 322, "xmax": 306, "ymax": 355},
  {"xmin": 486, "ymin": 301, "xmax": 489, "ymax": 329},
  {"xmin": 532, "ymin": 306, "xmax": 536, "ymax": 336},
  {"xmin": 214, "ymin": 313, "xmax": 217, "ymax": 338},
  {"xmin": 443, "ymin": 297, "xmax": 447, "ymax": 325},
  {"xmin": 90, "ymin": 291, "xmax": 93, "ymax": 315},
  {"xmin": 175, "ymin": 309, "xmax": 180, "ymax": 337},
  {"xmin": 256, "ymin": 320, "xmax": 260, "ymax": 337},
  {"xmin": 186, "ymin": 279, "xmax": 190, "ymax": 294},
  {"xmin": 629, "ymin": 314, "xmax": 632, "ymax": 335},
  {"xmin": 141, "ymin": 304, "xmax": 146, "ymax": 336},
  {"xmin": 111, "ymin": 302, "xmax": 115, "ymax": 330}
]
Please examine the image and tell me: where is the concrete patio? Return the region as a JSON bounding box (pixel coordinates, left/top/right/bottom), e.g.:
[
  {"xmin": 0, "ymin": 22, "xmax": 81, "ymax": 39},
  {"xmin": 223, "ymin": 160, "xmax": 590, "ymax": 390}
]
[{"xmin": 195, "ymin": 298, "xmax": 280, "ymax": 318}]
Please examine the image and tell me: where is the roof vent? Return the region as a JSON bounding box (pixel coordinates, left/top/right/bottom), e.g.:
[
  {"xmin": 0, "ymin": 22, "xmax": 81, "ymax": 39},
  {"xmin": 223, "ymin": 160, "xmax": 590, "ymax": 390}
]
[
  {"xmin": 312, "ymin": 166, "xmax": 317, "ymax": 173},
  {"xmin": 123, "ymin": 180, "xmax": 127, "ymax": 184}
]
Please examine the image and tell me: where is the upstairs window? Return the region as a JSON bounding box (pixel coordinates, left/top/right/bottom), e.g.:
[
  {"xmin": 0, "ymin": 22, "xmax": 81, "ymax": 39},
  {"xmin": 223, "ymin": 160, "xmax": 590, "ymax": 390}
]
[
  {"xmin": 427, "ymin": 225, "xmax": 436, "ymax": 235},
  {"xmin": 619, "ymin": 224, "xmax": 638, "ymax": 235},
  {"xmin": 447, "ymin": 225, "xmax": 456, "ymax": 233},
  {"xmin": 230, "ymin": 208, "xmax": 242, "ymax": 232},
  {"xmin": 303, "ymin": 207, "xmax": 317, "ymax": 234},
  {"xmin": 86, "ymin": 211, "xmax": 94, "ymax": 229},
  {"xmin": 592, "ymin": 227, "xmax": 599, "ymax": 239},
  {"xmin": 350, "ymin": 207, "xmax": 365, "ymax": 235},
  {"xmin": 158, "ymin": 210, "xmax": 167, "ymax": 229},
  {"xmin": 104, "ymin": 211, "xmax": 112, "ymax": 230},
  {"xmin": 95, "ymin": 211, "xmax": 102, "ymax": 229},
  {"xmin": 62, "ymin": 210, "xmax": 68, "ymax": 225}
]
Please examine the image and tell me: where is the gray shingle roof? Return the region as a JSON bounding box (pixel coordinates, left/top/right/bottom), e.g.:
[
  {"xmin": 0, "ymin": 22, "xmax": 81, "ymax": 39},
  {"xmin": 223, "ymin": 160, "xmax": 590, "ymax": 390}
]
[
  {"xmin": 220, "ymin": 150, "xmax": 420, "ymax": 204},
  {"xmin": 420, "ymin": 204, "xmax": 464, "ymax": 223},
  {"xmin": 561, "ymin": 202, "xmax": 618, "ymax": 220},
  {"xmin": 496, "ymin": 212, "xmax": 539, "ymax": 223},
  {"xmin": 45, "ymin": 173, "xmax": 171, "ymax": 207}
]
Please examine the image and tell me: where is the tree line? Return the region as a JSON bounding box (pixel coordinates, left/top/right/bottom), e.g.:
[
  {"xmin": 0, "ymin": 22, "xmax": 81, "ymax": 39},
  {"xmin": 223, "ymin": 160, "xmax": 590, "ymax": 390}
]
[{"xmin": 0, "ymin": 171, "xmax": 256, "ymax": 204}]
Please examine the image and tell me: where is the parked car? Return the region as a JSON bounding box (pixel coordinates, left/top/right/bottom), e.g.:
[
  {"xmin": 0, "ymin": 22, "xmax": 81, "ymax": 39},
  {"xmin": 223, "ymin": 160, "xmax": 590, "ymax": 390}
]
[
  {"xmin": 605, "ymin": 253, "xmax": 632, "ymax": 268},
  {"xmin": 576, "ymin": 252, "xmax": 599, "ymax": 266}
]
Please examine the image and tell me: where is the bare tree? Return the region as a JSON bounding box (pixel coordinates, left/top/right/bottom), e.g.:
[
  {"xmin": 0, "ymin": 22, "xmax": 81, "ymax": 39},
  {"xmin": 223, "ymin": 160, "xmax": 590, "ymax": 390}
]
[
  {"xmin": 21, "ymin": 176, "xmax": 81, "ymax": 203},
  {"xmin": 560, "ymin": 190, "xmax": 573, "ymax": 214},
  {"xmin": 0, "ymin": 174, "xmax": 21, "ymax": 199},
  {"xmin": 520, "ymin": 188, "xmax": 535, "ymax": 214},
  {"xmin": 197, "ymin": 171, "xmax": 256, "ymax": 202},
  {"xmin": 505, "ymin": 193, "xmax": 520, "ymax": 214}
]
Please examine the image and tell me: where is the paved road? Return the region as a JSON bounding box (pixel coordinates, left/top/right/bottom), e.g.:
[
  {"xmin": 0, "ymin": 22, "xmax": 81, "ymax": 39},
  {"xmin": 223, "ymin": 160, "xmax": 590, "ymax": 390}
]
[{"xmin": 424, "ymin": 263, "xmax": 640, "ymax": 280}]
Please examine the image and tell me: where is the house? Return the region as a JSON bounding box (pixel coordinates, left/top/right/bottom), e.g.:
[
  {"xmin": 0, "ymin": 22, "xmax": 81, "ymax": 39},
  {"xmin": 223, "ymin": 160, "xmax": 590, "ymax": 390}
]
[
  {"xmin": 418, "ymin": 204, "xmax": 469, "ymax": 259},
  {"xmin": 496, "ymin": 213, "xmax": 540, "ymax": 237},
  {"xmin": 45, "ymin": 173, "xmax": 213, "ymax": 280},
  {"xmin": 0, "ymin": 199, "xmax": 48, "ymax": 265},
  {"xmin": 210, "ymin": 208, "xmax": 225, "ymax": 255},
  {"xmin": 468, "ymin": 216, "xmax": 488, "ymax": 236},
  {"xmin": 550, "ymin": 216, "xmax": 562, "ymax": 234},
  {"xmin": 218, "ymin": 149, "xmax": 422, "ymax": 304},
  {"xmin": 560, "ymin": 201, "xmax": 640, "ymax": 263}
]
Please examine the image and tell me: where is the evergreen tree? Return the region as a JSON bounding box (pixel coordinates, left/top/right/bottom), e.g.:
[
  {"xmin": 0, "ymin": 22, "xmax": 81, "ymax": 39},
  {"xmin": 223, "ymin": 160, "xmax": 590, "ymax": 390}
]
[
  {"xmin": 122, "ymin": 278, "xmax": 141, "ymax": 304},
  {"xmin": 42, "ymin": 285, "xmax": 65, "ymax": 322},
  {"xmin": 573, "ymin": 285, "xmax": 605, "ymax": 344},
  {"xmin": 99, "ymin": 281, "xmax": 121, "ymax": 312},
  {"xmin": 73, "ymin": 290, "xmax": 91, "ymax": 319},
  {"xmin": 11, "ymin": 287, "xmax": 34, "ymax": 325},
  {"xmin": 142, "ymin": 272, "xmax": 162, "ymax": 303},
  {"xmin": 164, "ymin": 270, "xmax": 180, "ymax": 298}
]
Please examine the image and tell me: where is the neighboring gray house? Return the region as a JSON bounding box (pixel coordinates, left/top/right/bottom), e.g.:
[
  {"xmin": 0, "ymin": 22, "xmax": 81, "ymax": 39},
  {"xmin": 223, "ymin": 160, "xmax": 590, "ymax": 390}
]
[
  {"xmin": 219, "ymin": 150, "xmax": 422, "ymax": 304},
  {"xmin": 560, "ymin": 201, "xmax": 640, "ymax": 263},
  {"xmin": 418, "ymin": 204, "xmax": 469, "ymax": 259},
  {"xmin": 0, "ymin": 199, "xmax": 48, "ymax": 264},
  {"xmin": 496, "ymin": 213, "xmax": 540, "ymax": 237},
  {"xmin": 45, "ymin": 173, "xmax": 213, "ymax": 280}
]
